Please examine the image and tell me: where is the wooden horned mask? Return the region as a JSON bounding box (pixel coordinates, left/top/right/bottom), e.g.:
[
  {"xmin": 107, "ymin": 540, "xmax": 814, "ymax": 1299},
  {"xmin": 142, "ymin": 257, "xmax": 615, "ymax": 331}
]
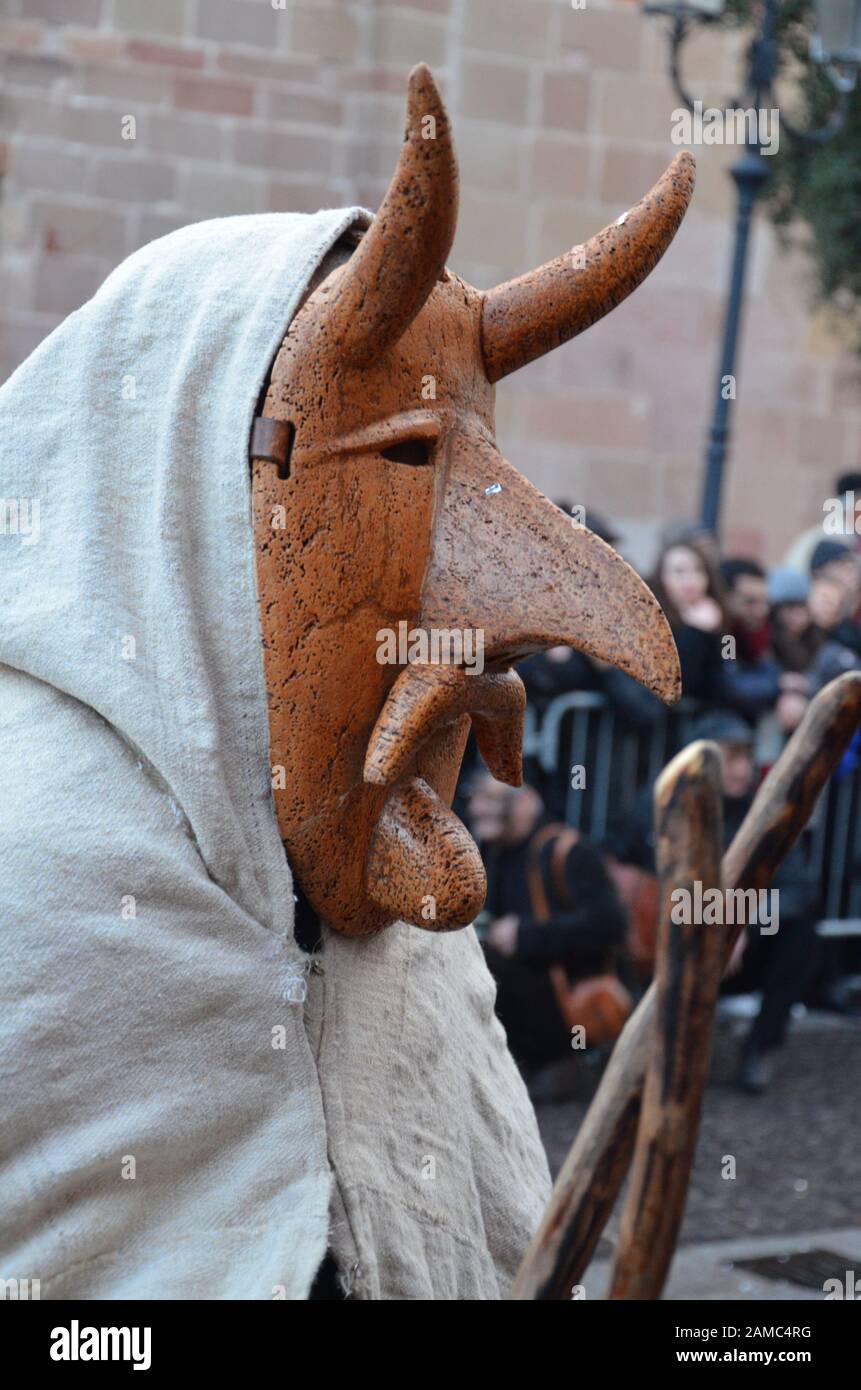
[{"xmin": 251, "ymin": 64, "xmax": 694, "ymax": 937}]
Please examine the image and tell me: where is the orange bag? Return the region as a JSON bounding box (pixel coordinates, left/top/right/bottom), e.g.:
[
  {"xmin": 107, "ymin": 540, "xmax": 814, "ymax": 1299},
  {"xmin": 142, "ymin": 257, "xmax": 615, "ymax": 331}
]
[
  {"xmin": 603, "ymin": 855, "xmax": 660, "ymax": 981},
  {"xmin": 525, "ymin": 824, "xmax": 632, "ymax": 1046}
]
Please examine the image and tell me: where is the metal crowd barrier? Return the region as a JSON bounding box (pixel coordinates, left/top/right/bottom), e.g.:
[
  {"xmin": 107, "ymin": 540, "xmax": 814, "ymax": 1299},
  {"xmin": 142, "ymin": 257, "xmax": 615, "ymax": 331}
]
[{"xmin": 527, "ymin": 690, "xmax": 861, "ymax": 931}]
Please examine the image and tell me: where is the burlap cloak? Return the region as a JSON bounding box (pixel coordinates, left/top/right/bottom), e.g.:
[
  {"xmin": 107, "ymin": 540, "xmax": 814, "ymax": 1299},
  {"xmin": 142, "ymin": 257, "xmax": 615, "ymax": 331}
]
[{"xmin": 0, "ymin": 210, "xmax": 550, "ymax": 1300}]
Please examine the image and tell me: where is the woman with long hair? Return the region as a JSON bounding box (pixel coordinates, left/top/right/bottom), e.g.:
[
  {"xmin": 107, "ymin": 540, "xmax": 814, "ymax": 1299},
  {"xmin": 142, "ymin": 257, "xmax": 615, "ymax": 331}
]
[{"xmin": 648, "ymin": 539, "xmax": 727, "ymax": 704}]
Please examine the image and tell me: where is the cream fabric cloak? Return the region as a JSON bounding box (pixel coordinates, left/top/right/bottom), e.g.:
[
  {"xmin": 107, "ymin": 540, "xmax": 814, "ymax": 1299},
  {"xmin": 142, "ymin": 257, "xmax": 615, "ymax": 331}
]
[{"xmin": 0, "ymin": 210, "xmax": 551, "ymax": 1300}]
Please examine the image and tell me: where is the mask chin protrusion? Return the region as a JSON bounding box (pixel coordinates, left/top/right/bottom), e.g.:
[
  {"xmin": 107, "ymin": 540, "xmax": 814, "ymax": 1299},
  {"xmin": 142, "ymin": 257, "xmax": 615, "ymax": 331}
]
[{"xmin": 366, "ymin": 775, "xmax": 487, "ymax": 930}]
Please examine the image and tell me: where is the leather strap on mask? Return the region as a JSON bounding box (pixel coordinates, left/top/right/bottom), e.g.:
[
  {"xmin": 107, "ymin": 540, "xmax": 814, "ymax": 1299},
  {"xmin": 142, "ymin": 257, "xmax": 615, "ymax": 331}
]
[{"xmin": 249, "ymin": 415, "xmax": 294, "ymax": 476}]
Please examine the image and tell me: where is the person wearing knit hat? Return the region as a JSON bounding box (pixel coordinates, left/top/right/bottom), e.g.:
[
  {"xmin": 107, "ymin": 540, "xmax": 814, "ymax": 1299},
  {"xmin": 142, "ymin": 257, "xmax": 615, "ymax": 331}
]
[
  {"xmin": 810, "ymin": 538, "xmax": 855, "ymax": 576},
  {"xmin": 767, "ymin": 567, "xmax": 809, "ymax": 607},
  {"xmin": 769, "ymin": 562, "xmax": 861, "ymax": 709}
]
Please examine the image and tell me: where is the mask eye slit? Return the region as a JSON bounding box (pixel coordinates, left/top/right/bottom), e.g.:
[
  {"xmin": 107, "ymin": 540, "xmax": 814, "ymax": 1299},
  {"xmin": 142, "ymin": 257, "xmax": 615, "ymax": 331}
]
[{"xmin": 380, "ymin": 439, "xmax": 432, "ymax": 467}]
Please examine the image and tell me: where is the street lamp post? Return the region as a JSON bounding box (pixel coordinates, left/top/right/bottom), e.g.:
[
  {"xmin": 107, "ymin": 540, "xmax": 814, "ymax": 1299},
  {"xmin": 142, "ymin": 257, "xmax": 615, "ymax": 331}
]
[{"xmin": 641, "ymin": 0, "xmax": 861, "ymax": 537}]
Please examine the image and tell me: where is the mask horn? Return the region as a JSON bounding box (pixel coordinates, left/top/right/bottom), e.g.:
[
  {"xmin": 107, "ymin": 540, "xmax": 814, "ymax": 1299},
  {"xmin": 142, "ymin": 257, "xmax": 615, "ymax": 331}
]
[
  {"xmin": 328, "ymin": 63, "xmax": 458, "ymax": 364},
  {"xmin": 480, "ymin": 151, "xmax": 695, "ymax": 384}
]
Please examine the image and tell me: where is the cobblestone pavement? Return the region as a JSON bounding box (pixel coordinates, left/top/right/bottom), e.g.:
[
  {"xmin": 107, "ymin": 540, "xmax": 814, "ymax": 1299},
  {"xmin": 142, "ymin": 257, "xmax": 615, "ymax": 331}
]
[{"xmin": 534, "ymin": 1016, "xmax": 861, "ymax": 1249}]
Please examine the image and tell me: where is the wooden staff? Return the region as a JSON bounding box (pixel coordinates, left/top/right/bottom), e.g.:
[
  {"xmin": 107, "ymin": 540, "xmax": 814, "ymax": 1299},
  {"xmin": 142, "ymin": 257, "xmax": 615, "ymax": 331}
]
[
  {"xmin": 509, "ymin": 670, "xmax": 861, "ymax": 1301},
  {"xmin": 607, "ymin": 741, "xmax": 723, "ymax": 1299}
]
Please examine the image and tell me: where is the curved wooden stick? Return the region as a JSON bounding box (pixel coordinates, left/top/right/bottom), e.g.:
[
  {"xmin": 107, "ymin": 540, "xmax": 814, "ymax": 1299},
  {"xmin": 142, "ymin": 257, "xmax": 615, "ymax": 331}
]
[
  {"xmin": 509, "ymin": 671, "xmax": 861, "ymax": 1300},
  {"xmin": 607, "ymin": 741, "xmax": 723, "ymax": 1299}
]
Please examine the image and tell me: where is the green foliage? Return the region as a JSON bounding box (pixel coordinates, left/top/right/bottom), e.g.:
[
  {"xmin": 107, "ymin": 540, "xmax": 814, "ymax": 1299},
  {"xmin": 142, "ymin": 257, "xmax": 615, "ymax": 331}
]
[{"xmin": 722, "ymin": 0, "xmax": 861, "ymax": 341}]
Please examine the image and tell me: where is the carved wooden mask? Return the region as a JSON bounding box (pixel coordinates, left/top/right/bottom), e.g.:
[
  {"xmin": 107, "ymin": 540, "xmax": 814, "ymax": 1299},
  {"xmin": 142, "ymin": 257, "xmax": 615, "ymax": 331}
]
[{"xmin": 252, "ymin": 64, "xmax": 695, "ymax": 937}]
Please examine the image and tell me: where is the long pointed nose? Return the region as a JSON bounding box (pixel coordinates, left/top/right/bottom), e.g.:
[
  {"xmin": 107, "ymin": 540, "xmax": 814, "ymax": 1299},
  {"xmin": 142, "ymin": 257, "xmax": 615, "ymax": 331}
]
[{"xmin": 421, "ymin": 433, "xmax": 681, "ymax": 702}]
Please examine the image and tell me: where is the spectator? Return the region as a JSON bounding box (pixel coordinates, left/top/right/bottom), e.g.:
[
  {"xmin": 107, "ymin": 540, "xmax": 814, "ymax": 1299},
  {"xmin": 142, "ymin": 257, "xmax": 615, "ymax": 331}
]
[
  {"xmin": 467, "ymin": 771, "xmax": 628, "ymax": 1075},
  {"xmin": 809, "ymin": 540, "xmax": 861, "ymax": 658},
  {"xmin": 648, "ymin": 539, "xmax": 726, "ymax": 703},
  {"xmin": 705, "ymin": 712, "xmax": 821, "ymax": 1094},
  {"xmin": 722, "ymin": 557, "xmax": 770, "ymax": 656},
  {"xmin": 720, "ymin": 557, "xmax": 783, "ymax": 723},
  {"xmin": 784, "ymin": 471, "xmax": 861, "ymax": 574},
  {"xmin": 660, "ymin": 520, "xmax": 720, "ymax": 572},
  {"xmin": 810, "ymin": 537, "xmax": 861, "ymax": 592},
  {"xmin": 770, "ymin": 567, "xmax": 860, "ymax": 697},
  {"xmin": 608, "ymin": 711, "xmax": 820, "ymax": 1094},
  {"xmin": 768, "ymin": 567, "xmax": 818, "ymax": 673}
]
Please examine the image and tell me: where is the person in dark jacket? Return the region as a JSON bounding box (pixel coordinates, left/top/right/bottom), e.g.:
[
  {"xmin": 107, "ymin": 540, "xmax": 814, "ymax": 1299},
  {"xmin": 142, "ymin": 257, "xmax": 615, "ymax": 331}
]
[
  {"xmin": 719, "ymin": 556, "xmax": 784, "ymax": 722},
  {"xmin": 648, "ymin": 539, "xmax": 727, "ymax": 704},
  {"xmin": 607, "ymin": 710, "xmax": 820, "ymax": 1094},
  {"xmin": 467, "ymin": 770, "xmax": 627, "ymax": 1074}
]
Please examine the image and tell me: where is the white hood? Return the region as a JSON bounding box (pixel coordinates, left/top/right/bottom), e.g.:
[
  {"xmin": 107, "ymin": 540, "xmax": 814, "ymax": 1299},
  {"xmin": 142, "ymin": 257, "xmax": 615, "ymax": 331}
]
[{"xmin": 0, "ymin": 211, "xmax": 550, "ymax": 1299}]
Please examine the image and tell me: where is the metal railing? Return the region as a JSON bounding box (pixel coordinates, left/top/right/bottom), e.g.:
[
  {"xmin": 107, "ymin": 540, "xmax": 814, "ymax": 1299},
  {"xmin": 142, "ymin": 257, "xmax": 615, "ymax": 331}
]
[{"xmin": 527, "ymin": 690, "xmax": 861, "ymax": 928}]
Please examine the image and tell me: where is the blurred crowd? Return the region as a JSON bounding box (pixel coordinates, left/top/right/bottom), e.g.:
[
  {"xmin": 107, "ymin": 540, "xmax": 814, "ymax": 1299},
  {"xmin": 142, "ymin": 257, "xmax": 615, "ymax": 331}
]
[
  {"xmin": 519, "ymin": 472, "xmax": 861, "ymax": 750},
  {"xmin": 461, "ymin": 473, "xmax": 861, "ymax": 1099}
]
